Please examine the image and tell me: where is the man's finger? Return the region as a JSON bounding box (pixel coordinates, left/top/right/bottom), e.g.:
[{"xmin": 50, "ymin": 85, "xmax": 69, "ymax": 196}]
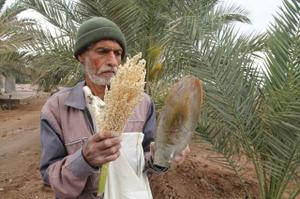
[
  {"xmin": 92, "ymin": 132, "xmax": 116, "ymax": 142},
  {"xmin": 95, "ymin": 136, "xmax": 121, "ymax": 150},
  {"xmin": 103, "ymin": 151, "xmax": 121, "ymax": 163},
  {"xmin": 150, "ymin": 142, "xmax": 155, "ymax": 152},
  {"xmin": 99, "ymin": 143, "xmax": 121, "ymax": 155},
  {"xmin": 182, "ymin": 145, "xmax": 190, "ymax": 156}
]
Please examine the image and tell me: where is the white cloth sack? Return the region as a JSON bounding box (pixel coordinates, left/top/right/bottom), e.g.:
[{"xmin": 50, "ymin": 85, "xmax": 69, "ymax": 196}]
[{"xmin": 104, "ymin": 132, "xmax": 153, "ymax": 199}]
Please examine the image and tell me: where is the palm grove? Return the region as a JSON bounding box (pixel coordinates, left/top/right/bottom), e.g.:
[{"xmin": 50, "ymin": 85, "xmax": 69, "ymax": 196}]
[{"xmin": 0, "ymin": 0, "xmax": 299, "ymax": 198}]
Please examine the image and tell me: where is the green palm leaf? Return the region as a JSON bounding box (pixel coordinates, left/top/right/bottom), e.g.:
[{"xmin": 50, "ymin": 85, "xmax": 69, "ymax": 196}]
[
  {"xmin": 194, "ymin": 0, "xmax": 300, "ymax": 198},
  {"xmin": 20, "ymin": 0, "xmax": 250, "ymax": 91}
]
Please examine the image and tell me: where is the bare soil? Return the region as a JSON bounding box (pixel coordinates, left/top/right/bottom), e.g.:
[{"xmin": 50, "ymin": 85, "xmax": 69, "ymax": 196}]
[{"xmin": 0, "ymin": 91, "xmax": 259, "ymax": 199}]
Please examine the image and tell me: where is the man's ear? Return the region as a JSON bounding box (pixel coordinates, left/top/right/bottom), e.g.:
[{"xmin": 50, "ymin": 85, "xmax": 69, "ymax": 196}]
[{"xmin": 78, "ymin": 54, "xmax": 85, "ymax": 64}]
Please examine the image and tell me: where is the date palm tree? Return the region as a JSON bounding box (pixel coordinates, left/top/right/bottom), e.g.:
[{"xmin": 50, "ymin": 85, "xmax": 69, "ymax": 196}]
[
  {"xmin": 20, "ymin": 0, "xmax": 249, "ymax": 91},
  {"xmin": 193, "ymin": 0, "xmax": 300, "ymax": 198},
  {"xmin": 0, "ymin": 0, "xmax": 32, "ymax": 90}
]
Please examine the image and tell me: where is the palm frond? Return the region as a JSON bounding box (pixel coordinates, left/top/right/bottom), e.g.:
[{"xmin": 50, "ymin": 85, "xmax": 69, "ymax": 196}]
[
  {"xmin": 262, "ymin": 0, "xmax": 300, "ymax": 184},
  {"xmin": 214, "ymin": 3, "xmax": 251, "ymax": 24},
  {"xmin": 0, "ymin": 0, "xmax": 32, "ymax": 77},
  {"xmin": 194, "ymin": 0, "xmax": 300, "ymax": 198},
  {"xmin": 0, "ymin": 0, "xmax": 6, "ymax": 11},
  {"xmin": 0, "ymin": 0, "xmax": 25, "ymax": 20},
  {"xmin": 21, "ymin": 0, "xmax": 79, "ymax": 35}
]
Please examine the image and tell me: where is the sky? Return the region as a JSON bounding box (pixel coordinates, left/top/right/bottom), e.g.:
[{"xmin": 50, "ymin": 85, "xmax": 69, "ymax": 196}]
[
  {"xmin": 227, "ymin": 0, "xmax": 283, "ymax": 34},
  {"xmin": 4, "ymin": 0, "xmax": 284, "ymax": 34}
]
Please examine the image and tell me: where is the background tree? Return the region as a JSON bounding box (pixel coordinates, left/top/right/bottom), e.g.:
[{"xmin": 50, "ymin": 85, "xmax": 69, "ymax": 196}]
[
  {"xmin": 20, "ymin": 0, "xmax": 249, "ymax": 92},
  {"xmin": 0, "ymin": 0, "xmax": 32, "ymax": 92},
  {"xmin": 195, "ymin": 0, "xmax": 300, "ymax": 198}
]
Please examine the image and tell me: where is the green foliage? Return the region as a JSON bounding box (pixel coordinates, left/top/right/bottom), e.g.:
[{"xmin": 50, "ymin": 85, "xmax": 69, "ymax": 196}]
[
  {"xmin": 194, "ymin": 0, "xmax": 300, "ymax": 198},
  {"xmin": 20, "ymin": 0, "xmax": 249, "ymax": 91},
  {"xmin": 190, "ymin": 26, "xmax": 263, "ymax": 198},
  {"xmin": 0, "ymin": 0, "xmax": 33, "ymax": 82},
  {"xmin": 260, "ymin": 0, "xmax": 300, "ymax": 197}
]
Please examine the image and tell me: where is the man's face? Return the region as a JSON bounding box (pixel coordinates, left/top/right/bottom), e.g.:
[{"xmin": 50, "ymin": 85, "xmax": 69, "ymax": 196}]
[{"xmin": 79, "ymin": 40, "xmax": 123, "ymax": 86}]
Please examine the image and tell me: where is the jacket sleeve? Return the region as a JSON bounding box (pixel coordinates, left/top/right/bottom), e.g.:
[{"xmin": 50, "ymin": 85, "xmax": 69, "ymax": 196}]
[
  {"xmin": 40, "ymin": 114, "xmax": 98, "ymax": 198},
  {"xmin": 142, "ymin": 101, "xmax": 156, "ymax": 152},
  {"xmin": 142, "ymin": 101, "xmax": 168, "ymax": 174}
]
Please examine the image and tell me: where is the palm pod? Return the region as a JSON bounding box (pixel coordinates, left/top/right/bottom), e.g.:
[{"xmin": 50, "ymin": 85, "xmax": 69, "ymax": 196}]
[{"xmin": 154, "ymin": 75, "xmax": 204, "ymax": 168}]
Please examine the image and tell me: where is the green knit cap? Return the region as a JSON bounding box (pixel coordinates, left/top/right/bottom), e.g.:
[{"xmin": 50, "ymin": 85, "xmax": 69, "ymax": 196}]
[{"xmin": 74, "ymin": 17, "xmax": 126, "ymax": 59}]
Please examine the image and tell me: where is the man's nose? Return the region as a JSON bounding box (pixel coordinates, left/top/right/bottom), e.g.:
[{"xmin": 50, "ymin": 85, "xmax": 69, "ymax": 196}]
[{"xmin": 106, "ymin": 51, "xmax": 120, "ymax": 67}]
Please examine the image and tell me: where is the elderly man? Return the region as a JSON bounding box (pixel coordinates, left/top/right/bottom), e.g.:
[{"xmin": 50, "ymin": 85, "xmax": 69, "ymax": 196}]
[{"xmin": 40, "ymin": 17, "xmax": 189, "ymax": 199}]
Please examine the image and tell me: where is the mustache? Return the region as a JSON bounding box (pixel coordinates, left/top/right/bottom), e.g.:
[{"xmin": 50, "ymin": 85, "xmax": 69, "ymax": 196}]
[
  {"xmin": 96, "ymin": 66, "xmax": 117, "ymax": 75},
  {"xmin": 83, "ymin": 58, "xmax": 117, "ymax": 75}
]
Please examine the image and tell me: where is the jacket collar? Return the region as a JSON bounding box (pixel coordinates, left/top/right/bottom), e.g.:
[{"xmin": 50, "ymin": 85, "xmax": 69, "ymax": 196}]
[{"xmin": 64, "ymin": 81, "xmax": 86, "ymax": 110}]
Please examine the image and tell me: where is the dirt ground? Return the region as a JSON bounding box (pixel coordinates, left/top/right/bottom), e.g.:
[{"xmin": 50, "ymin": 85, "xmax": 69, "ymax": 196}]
[{"xmin": 0, "ymin": 90, "xmax": 260, "ymax": 199}]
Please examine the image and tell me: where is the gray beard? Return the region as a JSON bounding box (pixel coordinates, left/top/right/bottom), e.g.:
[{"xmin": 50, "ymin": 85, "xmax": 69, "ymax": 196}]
[{"xmin": 84, "ymin": 57, "xmax": 117, "ymax": 86}]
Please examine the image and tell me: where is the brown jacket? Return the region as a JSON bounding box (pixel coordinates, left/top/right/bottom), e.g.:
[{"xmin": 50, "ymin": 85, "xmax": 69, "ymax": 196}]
[{"xmin": 40, "ymin": 81, "xmax": 156, "ymax": 199}]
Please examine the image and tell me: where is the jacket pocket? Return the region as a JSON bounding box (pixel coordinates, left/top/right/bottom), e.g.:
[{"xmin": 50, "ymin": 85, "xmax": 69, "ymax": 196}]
[{"xmin": 65, "ymin": 137, "xmax": 88, "ymax": 154}]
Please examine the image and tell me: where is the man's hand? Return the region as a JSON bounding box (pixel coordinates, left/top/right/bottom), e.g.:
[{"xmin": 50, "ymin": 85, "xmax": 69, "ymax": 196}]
[
  {"xmin": 171, "ymin": 145, "xmax": 190, "ymax": 165},
  {"xmin": 150, "ymin": 142, "xmax": 190, "ymax": 166},
  {"xmin": 83, "ymin": 132, "xmax": 121, "ymax": 168}
]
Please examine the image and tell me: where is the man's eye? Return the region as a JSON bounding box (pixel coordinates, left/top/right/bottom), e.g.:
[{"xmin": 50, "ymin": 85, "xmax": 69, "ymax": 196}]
[
  {"xmin": 97, "ymin": 49, "xmax": 109, "ymax": 54},
  {"xmin": 114, "ymin": 50, "xmax": 122, "ymax": 56}
]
